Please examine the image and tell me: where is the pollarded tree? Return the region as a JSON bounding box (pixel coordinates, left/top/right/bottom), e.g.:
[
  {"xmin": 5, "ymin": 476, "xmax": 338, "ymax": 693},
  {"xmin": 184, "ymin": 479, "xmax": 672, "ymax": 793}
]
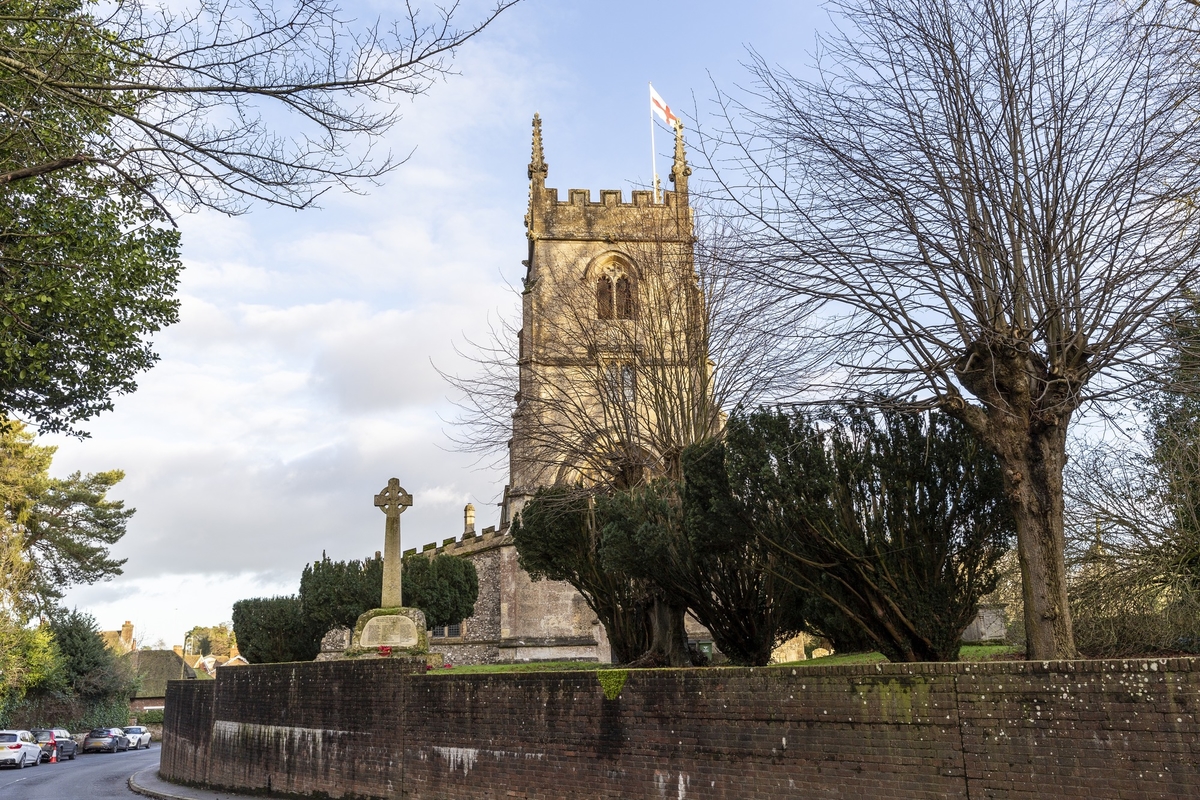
[{"xmin": 712, "ymin": 0, "xmax": 1200, "ymax": 658}]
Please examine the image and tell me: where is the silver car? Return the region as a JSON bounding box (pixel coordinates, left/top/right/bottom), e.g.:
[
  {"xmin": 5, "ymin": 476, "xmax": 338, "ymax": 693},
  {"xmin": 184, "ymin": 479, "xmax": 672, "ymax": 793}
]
[
  {"xmin": 0, "ymin": 730, "xmax": 43, "ymax": 769},
  {"xmin": 122, "ymin": 725, "xmax": 152, "ymax": 749},
  {"xmin": 82, "ymin": 727, "xmax": 129, "ymax": 753}
]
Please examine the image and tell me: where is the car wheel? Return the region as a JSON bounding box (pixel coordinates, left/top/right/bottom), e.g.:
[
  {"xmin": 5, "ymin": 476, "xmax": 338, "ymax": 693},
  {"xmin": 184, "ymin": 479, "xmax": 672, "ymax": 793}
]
[
  {"xmin": 68, "ymin": 749, "xmax": 76, "ymax": 760},
  {"xmin": 17, "ymin": 754, "xmax": 26, "ymax": 768}
]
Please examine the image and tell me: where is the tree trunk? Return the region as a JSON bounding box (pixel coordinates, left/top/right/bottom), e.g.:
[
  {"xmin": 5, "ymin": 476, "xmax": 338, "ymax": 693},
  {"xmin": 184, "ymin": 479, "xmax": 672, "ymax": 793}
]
[
  {"xmin": 991, "ymin": 420, "xmax": 1076, "ymax": 660},
  {"xmin": 629, "ymin": 596, "xmax": 690, "ymax": 667}
]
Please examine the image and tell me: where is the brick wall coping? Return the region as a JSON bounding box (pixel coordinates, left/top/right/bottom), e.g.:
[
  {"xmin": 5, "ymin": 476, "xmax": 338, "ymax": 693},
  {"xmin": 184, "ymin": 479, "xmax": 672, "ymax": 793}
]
[{"xmin": 410, "ymin": 655, "xmax": 1199, "ymax": 680}]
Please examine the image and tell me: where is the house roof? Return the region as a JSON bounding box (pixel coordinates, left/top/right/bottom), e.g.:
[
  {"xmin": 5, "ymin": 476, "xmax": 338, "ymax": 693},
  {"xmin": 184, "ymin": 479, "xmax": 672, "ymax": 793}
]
[{"xmin": 125, "ymin": 650, "xmax": 196, "ymax": 698}]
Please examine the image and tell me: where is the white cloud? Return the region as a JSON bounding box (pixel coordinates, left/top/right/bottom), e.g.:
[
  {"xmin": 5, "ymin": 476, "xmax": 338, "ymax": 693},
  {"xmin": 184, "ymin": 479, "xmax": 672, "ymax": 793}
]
[{"xmin": 51, "ymin": 0, "xmax": 830, "ymax": 647}]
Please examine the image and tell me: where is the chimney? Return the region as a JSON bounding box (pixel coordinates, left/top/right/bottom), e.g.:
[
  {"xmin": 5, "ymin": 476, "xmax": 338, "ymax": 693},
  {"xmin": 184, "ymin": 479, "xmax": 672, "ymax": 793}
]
[
  {"xmin": 120, "ymin": 621, "xmax": 134, "ymax": 651},
  {"xmin": 464, "ymin": 503, "xmax": 476, "ymax": 535}
]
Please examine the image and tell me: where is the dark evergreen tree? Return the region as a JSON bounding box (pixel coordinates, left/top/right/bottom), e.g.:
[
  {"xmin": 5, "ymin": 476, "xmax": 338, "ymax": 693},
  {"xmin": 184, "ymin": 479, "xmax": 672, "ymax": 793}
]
[
  {"xmin": 600, "ymin": 473, "xmax": 806, "ymax": 666},
  {"xmin": 22, "ymin": 469, "xmax": 134, "ymax": 612},
  {"xmin": 47, "ymin": 609, "xmax": 134, "ymax": 699},
  {"xmin": 688, "ymin": 405, "xmax": 1013, "ymax": 662},
  {"xmin": 511, "ymin": 488, "xmax": 651, "ymax": 664},
  {"xmin": 402, "ymin": 554, "xmax": 479, "ymax": 629},
  {"xmin": 1145, "ymin": 295, "xmax": 1200, "ymax": 589},
  {"xmin": 231, "ymin": 596, "xmax": 315, "ymax": 663},
  {"xmin": 298, "ymin": 554, "xmax": 383, "ymax": 641}
]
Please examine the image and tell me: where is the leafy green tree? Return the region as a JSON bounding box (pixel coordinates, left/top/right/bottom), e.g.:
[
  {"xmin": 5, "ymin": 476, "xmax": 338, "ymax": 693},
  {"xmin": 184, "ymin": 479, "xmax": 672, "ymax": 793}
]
[
  {"xmin": 402, "ymin": 553, "xmax": 479, "ymax": 629},
  {"xmin": 0, "ymin": 621, "xmax": 63, "ymax": 724},
  {"xmin": 231, "ymin": 596, "xmax": 315, "ymax": 664},
  {"xmin": 689, "ymin": 406, "xmax": 1013, "ymax": 662},
  {"xmin": 0, "ymin": 0, "xmax": 514, "ymax": 434},
  {"xmin": 1, "ymin": 4, "xmax": 181, "ymax": 432},
  {"xmin": 183, "ymin": 623, "xmax": 235, "ymax": 657},
  {"xmin": 511, "ymin": 488, "xmax": 652, "ymax": 664}
]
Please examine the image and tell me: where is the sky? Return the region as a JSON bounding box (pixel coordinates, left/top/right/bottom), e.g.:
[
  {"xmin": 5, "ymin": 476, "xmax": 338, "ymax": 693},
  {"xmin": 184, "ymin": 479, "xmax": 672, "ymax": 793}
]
[{"xmin": 48, "ymin": 0, "xmax": 832, "ymax": 648}]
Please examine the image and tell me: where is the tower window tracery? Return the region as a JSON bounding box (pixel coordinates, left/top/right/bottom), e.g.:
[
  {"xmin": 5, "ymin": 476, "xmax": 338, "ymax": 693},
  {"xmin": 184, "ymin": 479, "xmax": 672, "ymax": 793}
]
[
  {"xmin": 615, "ymin": 276, "xmax": 634, "ymax": 319},
  {"xmin": 596, "ymin": 273, "xmax": 635, "ymax": 320},
  {"xmin": 597, "ymin": 277, "xmax": 614, "ymax": 320}
]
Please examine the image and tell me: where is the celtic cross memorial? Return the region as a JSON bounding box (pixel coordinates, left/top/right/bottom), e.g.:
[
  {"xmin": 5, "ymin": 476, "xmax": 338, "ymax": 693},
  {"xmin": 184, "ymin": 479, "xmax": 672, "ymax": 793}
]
[{"xmin": 374, "ymin": 477, "xmax": 412, "ymax": 608}]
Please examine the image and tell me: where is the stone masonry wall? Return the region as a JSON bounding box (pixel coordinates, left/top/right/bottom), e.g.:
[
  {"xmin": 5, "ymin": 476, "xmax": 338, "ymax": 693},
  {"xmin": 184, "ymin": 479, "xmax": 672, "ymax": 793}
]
[{"xmin": 161, "ymin": 657, "xmax": 1200, "ymax": 799}]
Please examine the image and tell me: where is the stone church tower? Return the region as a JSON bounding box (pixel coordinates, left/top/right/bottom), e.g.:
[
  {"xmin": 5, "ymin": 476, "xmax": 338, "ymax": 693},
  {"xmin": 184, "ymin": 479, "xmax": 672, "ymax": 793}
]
[
  {"xmin": 504, "ymin": 113, "xmax": 703, "ymax": 524},
  {"xmin": 409, "ymin": 115, "xmax": 711, "ymax": 665}
]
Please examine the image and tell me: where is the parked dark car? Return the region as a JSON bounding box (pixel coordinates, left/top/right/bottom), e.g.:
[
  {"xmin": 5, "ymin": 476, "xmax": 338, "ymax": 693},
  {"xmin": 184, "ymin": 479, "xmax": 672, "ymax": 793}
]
[
  {"xmin": 31, "ymin": 728, "xmax": 77, "ymax": 761},
  {"xmin": 82, "ymin": 728, "xmax": 128, "ymax": 753}
]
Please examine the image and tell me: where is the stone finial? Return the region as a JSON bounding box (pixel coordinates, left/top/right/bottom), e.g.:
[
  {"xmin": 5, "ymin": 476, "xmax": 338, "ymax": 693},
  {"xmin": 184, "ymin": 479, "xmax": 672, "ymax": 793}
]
[
  {"xmin": 669, "ymin": 123, "xmax": 691, "ymax": 197},
  {"xmin": 529, "ymin": 113, "xmax": 548, "ymax": 184},
  {"xmin": 464, "ymin": 503, "xmax": 476, "ymax": 535}
]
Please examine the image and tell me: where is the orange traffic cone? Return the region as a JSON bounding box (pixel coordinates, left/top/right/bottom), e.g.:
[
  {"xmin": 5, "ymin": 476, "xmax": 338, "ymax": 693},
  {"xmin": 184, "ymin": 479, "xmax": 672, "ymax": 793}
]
[{"xmin": 49, "ymin": 746, "xmax": 56, "ymax": 764}]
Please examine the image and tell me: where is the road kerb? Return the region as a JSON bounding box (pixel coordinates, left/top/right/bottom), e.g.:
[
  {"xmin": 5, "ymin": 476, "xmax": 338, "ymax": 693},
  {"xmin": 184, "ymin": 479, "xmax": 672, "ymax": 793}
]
[{"xmin": 129, "ymin": 768, "xmax": 263, "ymax": 800}]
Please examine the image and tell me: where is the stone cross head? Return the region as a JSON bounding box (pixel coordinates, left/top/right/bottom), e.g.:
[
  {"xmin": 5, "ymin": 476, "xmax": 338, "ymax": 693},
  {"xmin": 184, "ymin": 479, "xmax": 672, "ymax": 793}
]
[{"xmin": 374, "ymin": 478, "xmax": 413, "ymax": 518}]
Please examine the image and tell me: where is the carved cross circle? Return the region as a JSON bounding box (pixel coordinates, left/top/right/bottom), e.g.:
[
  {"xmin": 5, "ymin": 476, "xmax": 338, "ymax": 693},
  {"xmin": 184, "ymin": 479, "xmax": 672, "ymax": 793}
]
[{"xmin": 374, "ymin": 478, "xmax": 412, "ymax": 518}]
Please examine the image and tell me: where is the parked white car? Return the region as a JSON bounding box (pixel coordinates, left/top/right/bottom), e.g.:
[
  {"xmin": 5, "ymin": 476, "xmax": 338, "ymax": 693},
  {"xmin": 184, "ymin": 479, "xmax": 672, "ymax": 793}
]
[
  {"xmin": 0, "ymin": 730, "xmax": 43, "ymax": 769},
  {"xmin": 123, "ymin": 726, "xmax": 152, "ymax": 749}
]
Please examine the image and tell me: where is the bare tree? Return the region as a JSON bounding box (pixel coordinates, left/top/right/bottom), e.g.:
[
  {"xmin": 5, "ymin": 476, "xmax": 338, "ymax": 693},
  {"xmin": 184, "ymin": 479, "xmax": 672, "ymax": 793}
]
[
  {"xmin": 448, "ymin": 145, "xmax": 797, "ymax": 487},
  {"xmin": 0, "ymin": 0, "xmax": 519, "ymax": 212},
  {"xmin": 1063, "ymin": 296, "xmax": 1200, "ymax": 655},
  {"xmin": 707, "ymin": 0, "xmax": 1200, "ymax": 658},
  {"xmin": 1064, "ymin": 434, "xmax": 1200, "ymax": 656}
]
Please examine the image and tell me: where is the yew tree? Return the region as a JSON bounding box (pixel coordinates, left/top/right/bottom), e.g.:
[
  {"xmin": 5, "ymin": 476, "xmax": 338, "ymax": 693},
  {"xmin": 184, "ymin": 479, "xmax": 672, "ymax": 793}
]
[{"xmin": 715, "ymin": 0, "xmax": 1200, "ymax": 657}]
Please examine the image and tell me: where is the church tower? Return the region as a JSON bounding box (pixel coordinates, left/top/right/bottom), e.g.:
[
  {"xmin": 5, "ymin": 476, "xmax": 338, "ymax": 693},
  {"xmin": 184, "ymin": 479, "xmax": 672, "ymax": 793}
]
[
  {"xmin": 410, "ymin": 118, "xmax": 711, "ymax": 666},
  {"xmin": 504, "ymin": 114, "xmax": 708, "ymax": 524}
]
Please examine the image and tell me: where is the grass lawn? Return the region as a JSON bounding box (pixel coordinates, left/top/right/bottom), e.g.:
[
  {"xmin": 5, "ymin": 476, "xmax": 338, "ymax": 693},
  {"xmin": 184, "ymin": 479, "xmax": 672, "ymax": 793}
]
[{"xmin": 429, "ymin": 644, "xmax": 1021, "ymax": 675}]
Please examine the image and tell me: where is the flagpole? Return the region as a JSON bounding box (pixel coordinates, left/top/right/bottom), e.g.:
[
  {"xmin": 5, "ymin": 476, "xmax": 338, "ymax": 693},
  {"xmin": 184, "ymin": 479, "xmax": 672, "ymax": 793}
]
[{"xmin": 649, "ymin": 82, "xmax": 660, "ymax": 203}]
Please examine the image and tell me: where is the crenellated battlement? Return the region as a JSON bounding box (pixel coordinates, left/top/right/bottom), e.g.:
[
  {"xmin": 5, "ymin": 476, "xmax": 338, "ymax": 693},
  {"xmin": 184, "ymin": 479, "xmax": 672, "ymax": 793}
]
[
  {"xmin": 404, "ymin": 524, "xmax": 510, "ymax": 560},
  {"xmin": 525, "ymin": 113, "xmax": 692, "ymax": 243}
]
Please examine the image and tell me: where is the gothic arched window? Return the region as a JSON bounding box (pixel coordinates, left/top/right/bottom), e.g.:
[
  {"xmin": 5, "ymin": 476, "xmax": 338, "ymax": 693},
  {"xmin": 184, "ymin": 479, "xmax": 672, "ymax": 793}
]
[
  {"xmin": 597, "ymin": 277, "xmax": 614, "ymax": 320},
  {"xmin": 615, "ymin": 275, "xmax": 634, "ymax": 319}
]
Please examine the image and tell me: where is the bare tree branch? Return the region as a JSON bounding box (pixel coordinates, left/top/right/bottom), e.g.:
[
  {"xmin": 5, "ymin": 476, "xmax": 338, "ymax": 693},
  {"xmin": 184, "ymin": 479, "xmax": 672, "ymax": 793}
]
[{"xmin": 0, "ymin": 0, "xmax": 521, "ymax": 212}]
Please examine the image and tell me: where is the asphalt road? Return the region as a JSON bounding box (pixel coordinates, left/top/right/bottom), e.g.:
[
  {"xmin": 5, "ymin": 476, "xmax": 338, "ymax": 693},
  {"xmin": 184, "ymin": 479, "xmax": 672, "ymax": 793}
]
[{"xmin": 0, "ymin": 743, "xmax": 158, "ymax": 799}]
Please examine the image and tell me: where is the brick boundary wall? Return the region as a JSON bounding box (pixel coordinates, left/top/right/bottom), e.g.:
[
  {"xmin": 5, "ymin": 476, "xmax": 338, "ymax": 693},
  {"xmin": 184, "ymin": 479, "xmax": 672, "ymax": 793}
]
[{"xmin": 161, "ymin": 657, "xmax": 1200, "ymax": 799}]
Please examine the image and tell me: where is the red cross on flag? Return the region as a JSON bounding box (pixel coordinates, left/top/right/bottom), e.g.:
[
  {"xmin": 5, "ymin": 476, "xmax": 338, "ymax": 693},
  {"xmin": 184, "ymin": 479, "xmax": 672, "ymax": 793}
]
[{"xmin": 650, "ymin": 84, "xmax": 680, "ymax": 129}]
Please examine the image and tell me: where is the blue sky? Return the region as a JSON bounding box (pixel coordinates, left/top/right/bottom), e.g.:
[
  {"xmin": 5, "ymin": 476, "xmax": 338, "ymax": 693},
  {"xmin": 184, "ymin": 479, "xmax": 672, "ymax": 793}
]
[{"xmin": 51, "ymin": 0, "xmax": 830, "ymax": 647}]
